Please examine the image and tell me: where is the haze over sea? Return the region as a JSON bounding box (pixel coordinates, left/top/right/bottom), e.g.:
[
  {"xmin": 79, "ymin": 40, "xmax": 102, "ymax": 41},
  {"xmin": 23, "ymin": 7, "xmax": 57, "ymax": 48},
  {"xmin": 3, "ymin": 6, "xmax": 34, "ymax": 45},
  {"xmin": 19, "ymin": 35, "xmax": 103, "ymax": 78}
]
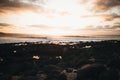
[{"xmin": 0, "ymin": 36, "xmax": 120, "ymax": 44}]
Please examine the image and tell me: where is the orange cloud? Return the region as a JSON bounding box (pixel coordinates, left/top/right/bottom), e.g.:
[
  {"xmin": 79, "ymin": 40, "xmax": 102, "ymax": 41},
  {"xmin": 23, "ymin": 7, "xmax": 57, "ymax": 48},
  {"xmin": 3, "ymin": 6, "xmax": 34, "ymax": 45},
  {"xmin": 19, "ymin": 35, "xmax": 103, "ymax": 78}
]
[
  {"xmin": 101, "ymin": 14, "xmax": 120, "ymax": 21},
  {"xmin": 0, "ymin": 23, "xmax": 15, "ymax": 33}
]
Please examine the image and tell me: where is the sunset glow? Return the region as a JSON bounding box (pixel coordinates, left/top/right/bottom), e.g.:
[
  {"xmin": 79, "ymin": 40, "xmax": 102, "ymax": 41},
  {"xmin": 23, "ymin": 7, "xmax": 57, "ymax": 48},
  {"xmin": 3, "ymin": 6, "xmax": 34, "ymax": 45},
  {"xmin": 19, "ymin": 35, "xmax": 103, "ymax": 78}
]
[{"xmin": 0, "ymin": 0, "xmax": 120, "ymax": 36}]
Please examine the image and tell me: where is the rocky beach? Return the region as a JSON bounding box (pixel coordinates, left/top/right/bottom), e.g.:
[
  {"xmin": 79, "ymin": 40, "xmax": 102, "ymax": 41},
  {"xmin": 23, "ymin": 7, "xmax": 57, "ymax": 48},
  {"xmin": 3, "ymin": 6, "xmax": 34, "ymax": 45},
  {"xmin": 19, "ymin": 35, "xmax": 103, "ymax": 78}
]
[{"xmin": 0, "ymin": 40, "xmax": 120, "ymax": 80}]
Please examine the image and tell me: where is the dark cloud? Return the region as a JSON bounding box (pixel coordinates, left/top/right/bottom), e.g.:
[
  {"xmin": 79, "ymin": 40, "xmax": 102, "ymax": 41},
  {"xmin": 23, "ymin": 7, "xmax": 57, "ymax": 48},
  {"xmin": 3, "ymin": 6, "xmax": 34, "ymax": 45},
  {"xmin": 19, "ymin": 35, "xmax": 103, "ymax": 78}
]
[
  {"xmin": 0, "ymin": 23, "xmax": 14, "ymax": 29},
  {"xmin": 93, "ymin": 0, "xmax": 120, "ymax": 11},
  {"xmin": 0, "ymin": 23, "xmax": 13, "ymax": 26},
  {"xmin": 0, "ymin": 0, "xmax": 31, "ymax": 9},
  {"xmin": 0, "ymin": 0, "xmax": 44, "ymax": 14},
  {"xmin": 112, "ymin": 25, "xmax": 120, "ymax": 29},
  {"xmin": 114, "ymin": 22, "xmax": 120, "ymax": 25}
]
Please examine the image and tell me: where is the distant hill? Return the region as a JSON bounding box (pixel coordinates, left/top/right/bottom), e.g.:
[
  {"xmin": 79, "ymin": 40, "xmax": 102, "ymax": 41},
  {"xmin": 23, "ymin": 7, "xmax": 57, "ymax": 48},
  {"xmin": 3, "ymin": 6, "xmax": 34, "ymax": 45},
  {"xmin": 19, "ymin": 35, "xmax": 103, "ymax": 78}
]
[
  {"xmin": 0, "ymin": 32, "xmax": 47, "ymax": 39},
  {"xmin": 63, "ymin": 35, "xmax": 120, "ymax": 38},
  {"xmin": 0, "ymin": 32, "xmax": 5, "ymax": 36},
  {"xmin": 0, "ymin": 32, "xmax": 120, "ymax": 39},
  {"xmin": 63, "ymin": 35, "xmax": 90, "ymax": 38}
]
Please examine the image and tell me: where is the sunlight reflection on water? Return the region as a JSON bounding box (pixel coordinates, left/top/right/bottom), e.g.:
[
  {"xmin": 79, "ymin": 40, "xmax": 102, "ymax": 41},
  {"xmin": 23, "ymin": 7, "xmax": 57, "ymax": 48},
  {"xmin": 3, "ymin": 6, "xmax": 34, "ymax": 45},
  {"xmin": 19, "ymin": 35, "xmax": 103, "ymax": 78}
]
[{"xmin": 0, "ymin": 36, "xmax": 120, "ymax": 44}]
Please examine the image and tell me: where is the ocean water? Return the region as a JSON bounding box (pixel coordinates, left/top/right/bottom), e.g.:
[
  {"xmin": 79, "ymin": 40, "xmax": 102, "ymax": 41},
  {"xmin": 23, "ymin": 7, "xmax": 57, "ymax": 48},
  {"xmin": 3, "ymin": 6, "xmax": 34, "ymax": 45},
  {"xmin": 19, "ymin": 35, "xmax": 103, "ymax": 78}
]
[
  {"xmin": 0, "ymin": 37, "xmax": 48, "ymax": 44},
  {"xmin": 0, "ymin": 36, "xmax": 120, "ymax": 44}
]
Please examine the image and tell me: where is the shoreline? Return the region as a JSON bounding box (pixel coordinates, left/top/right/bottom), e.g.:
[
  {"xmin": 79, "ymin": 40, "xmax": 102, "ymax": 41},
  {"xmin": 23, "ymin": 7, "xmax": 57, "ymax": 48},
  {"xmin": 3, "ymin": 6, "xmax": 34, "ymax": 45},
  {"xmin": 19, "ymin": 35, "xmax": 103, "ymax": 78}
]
[{"xmin": 0, "ymin": 36, "xmax": 120, "ymax": 44}]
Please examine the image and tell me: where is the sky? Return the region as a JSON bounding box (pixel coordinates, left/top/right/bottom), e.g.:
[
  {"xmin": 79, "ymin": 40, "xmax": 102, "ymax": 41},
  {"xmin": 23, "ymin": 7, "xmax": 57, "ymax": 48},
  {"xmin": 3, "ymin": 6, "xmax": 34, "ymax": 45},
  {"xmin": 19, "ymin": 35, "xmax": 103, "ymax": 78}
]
[{"xmin": 0, "ymin": 0, "xmax": 120, "ymax": 36}]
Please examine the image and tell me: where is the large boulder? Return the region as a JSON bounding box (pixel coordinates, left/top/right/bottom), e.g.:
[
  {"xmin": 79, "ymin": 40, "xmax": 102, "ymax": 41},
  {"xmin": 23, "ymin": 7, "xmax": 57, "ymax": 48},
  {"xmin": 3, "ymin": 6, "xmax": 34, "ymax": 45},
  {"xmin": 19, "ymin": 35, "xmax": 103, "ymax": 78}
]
[{"xmin": 76, "ymin": 64, "xmax": 106, "ymax": 80}]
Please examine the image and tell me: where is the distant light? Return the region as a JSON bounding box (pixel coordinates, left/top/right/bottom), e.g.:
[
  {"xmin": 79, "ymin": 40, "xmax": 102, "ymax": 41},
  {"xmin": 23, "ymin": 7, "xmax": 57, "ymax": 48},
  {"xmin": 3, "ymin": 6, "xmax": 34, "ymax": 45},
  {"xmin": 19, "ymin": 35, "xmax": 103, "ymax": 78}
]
[{"xmin": 33, "ymin": 56, "xmax": 40, "ymax": 60}]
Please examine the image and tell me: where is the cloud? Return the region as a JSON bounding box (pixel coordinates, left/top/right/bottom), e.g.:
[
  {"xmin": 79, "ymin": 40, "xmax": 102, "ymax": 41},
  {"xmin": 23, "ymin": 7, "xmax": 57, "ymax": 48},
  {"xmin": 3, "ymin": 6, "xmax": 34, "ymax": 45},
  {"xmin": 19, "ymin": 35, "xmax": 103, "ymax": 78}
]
[
  {"xmin": 82, "ymin": 13, "xmax": 120, "ymax": 21},
  {"xmin": 0, "ymin": 23, "xmax": 13, "ymax": 27},
  {"xmin": 79, "ymin": 0, "xmax": 120, "ymax": 12},
  {"xmin": 93, "ymin": 0, "xmax": 120, "ymax": 11},
  {"xmin": 112, "ymin": 25, "xmax": 120, "ymax": 29},
  {"xmin": 111, "ymin": 23, "xmax": 120, "ymax": 29},
  {"xmin": 29, "ymin": 24, "xmax": 52, "ymax": 30},
  {"xmin": 95, "ymin": 23, "xmax": 120, "ymax": 30},
  {"xmin": 83, "ymin": 21, "xmax": 120, "ymax": 31},
  {"xmin": 0, "ymin": 23, "xmax": 14, "ymax": 29},
  {"xmin": 102, "ymin": 14, "xmax": 120, "ymax": 21},
  {"xmin": 80, "ymin": 24, "xmax": 120, "ymax": 36},
  {"xmin": 0, "ymin": 0, "xmax": 44, "ymax": 14},
  {"xmin": 29, "ymin": 24, "xmax": 72, "ymax": 32}
]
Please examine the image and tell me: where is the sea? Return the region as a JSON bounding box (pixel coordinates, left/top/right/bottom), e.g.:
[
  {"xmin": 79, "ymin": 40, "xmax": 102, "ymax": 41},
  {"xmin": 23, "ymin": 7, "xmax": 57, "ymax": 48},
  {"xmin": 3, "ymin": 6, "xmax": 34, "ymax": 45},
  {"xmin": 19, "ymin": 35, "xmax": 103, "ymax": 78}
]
[{"xmin": 0, "ymin": 36, "xmax": 120, "ymax": 44}]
